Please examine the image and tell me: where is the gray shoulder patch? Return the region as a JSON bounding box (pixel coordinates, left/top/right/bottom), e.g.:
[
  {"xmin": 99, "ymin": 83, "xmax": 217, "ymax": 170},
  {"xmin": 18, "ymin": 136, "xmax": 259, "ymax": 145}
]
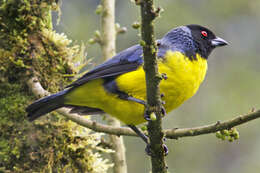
[{"xmin": 179, "ymin": 26, "xmax": 192, "ymax": 37}]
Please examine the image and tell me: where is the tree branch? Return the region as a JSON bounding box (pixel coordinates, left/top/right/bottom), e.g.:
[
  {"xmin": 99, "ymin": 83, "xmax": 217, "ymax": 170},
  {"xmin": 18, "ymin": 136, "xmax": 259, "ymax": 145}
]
[
  {"xmin": 139, "ymin": 0, "xmax": 167, "ymax": 173},
  {"xmin": 99, "ymin": 0, "xmax": 127, "ymax": 172},
  {"xmin": 27, "ymin": 76, "xmax": 260, "ymax": 140},
  {"xmin": 100, "ymin": 0, "xmax": 116, "ymax": 61},
  {"xmin": 164, "ymin": 110, "xmax": 260, "ymax": 139}
]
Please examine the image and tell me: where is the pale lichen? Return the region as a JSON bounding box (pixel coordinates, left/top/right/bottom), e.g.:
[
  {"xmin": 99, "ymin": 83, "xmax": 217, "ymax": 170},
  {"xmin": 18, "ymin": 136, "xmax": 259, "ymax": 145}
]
[{"xmin": 0, "ymin": 0, "xmax": 112, "ymax": 172}]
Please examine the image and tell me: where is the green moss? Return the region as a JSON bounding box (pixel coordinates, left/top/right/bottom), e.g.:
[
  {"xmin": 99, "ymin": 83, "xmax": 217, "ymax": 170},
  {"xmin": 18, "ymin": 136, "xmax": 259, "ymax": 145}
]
[
  {"xmin": 0, "ymin": 1, "xmax": 112, "ymax": 172},
  {"xmin": 0, "ymin": 83, "xmax": 112, "ymax": 172},
  {"xmin": 0, "ymin": 0, "xmax": 76, "ymax": 91}
]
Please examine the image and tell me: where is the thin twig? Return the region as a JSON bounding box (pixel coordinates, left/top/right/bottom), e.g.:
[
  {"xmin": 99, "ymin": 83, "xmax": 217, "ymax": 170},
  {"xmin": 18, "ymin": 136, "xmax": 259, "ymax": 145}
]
[{"xmin": 164, "ymin": 111, "xmax": 260, "ymax": 139}]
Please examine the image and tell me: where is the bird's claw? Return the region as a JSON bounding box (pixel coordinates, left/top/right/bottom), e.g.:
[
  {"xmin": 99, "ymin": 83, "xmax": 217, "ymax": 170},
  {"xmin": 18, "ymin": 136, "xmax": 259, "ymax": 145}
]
[
  {"xmin": 161, "ymin": 73, "xmax": 168, "ymax": 80},
  {"xmin": 144, "ymin": 106, "xmax": 166, "ymax": 120},
  {"xmin": 145, "ymin": 143, "xmax": 169, "ymax": 156},
  {"xmin": 145, "ymin": 144, "xmax": 152, "ymax": 156},
  {"xmin": 161, "ymin": 106, "xmax": 166, "ymax": 117},
  {"xmin": 163, "ymin": 144, "xmax": 169, "ymax": 155},
  {"xmin": 144, "ymin": 111, "xmax": 151, "ymax": 121}
]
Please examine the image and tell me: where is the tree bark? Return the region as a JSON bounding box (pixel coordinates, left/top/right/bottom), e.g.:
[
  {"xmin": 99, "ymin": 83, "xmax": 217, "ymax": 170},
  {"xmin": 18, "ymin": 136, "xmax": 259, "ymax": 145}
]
[
  {"xmin": 140, "ymin": 0, "xmax": 168, "ymax": 173},
  {"xmin": 100, "ymin": 1, "xmax": 128, "ymax": 173}
]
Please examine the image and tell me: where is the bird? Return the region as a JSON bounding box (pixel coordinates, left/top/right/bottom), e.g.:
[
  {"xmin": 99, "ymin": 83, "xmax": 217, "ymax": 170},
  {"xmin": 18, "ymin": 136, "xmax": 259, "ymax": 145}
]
[{"xmin": 26, "ymin": 24, "xmax": 228, "ymax": 154}]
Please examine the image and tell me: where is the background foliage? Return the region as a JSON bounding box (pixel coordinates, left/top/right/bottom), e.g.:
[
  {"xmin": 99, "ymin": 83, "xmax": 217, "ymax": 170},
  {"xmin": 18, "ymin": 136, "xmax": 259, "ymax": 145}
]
[{"xmin": 55, "ymin": 0, "xmax": 260, "ymax": 172}]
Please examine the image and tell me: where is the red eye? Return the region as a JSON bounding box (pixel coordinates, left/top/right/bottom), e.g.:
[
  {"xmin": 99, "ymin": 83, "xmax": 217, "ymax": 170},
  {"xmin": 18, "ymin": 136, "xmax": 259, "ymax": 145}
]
[{"xmin": 201, "ymin": 31, "xmax": 208, "ymax": 37}]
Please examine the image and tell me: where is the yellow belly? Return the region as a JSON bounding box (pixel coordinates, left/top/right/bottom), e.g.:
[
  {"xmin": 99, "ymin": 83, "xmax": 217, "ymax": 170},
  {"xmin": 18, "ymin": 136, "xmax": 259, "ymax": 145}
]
[{"xmin": 65, "ymin": 51, "xmax": 207, "ymax": 125}]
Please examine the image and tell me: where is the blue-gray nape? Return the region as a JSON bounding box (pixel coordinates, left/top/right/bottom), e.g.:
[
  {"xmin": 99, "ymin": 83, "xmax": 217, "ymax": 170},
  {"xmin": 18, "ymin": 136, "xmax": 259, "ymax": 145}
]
[{"xmin": 159, "ymin": 26, "xmax": 199, "ymax": 60}]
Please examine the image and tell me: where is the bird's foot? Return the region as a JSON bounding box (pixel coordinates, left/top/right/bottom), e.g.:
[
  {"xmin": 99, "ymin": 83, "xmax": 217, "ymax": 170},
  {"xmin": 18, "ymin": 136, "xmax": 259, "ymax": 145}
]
[
  {"xmin": 144, "ymin": 106, "xmax": 166, "ymax": 121},
  {"xmin": 126, "ymin": 96, "xmax": 146, "ymax": 105},
  {"xmin": 161, "ymin": 73, "xmax": 168, "ymax": 80},
  {"xmin": 145, "ymin": 143, "xmax": 169, "ymax": 156},
  {"xmin": 161, "ymin": 105, "xmax": 166, "ymax": 117},
  {"xmin": 144, "ymin": 111, "xmax": 152, "ymax": 121},
  {"xmin": 160, "ymin": 93, "xmax": 165, "ymax": 98}
]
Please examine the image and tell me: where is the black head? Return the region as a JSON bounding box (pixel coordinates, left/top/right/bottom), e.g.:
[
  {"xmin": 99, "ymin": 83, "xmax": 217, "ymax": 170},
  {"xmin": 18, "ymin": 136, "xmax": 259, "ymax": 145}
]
[
  {"xmin": 161, "ymin": 24, "xmax": 228, "ymax": 60},
  {"xmin": 186, "ymin": 24, "xmax": 228, "ymax": 59}
]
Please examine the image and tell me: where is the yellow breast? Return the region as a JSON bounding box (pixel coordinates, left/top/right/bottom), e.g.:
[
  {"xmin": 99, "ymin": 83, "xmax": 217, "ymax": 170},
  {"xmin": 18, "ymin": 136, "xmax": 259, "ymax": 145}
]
[
  {"xmin": 66, "ymin": 51, "xmax": 207, "ymax": 125},
  {"xmin": 115, "ymin": 51, "xmax": 207, "ymax": 123},
  {"xmin": 159, "ymin": 51, "xmax": 207, "ymax": 111}
]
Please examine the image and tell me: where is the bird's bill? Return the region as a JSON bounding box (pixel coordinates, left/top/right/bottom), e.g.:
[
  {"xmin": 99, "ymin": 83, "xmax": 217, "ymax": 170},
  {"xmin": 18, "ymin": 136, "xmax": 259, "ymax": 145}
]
[{"xmin": 211, "ymin": 37, "xmax": 229, "ymax": 47}]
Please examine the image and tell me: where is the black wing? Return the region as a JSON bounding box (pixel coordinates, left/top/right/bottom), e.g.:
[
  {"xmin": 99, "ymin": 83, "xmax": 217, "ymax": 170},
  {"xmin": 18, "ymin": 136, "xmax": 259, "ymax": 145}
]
[
  {"xmin": 66, "ymin": 40, "xmax": 171, "ymax": 88},
  {"xmin": 66, "ymin": 45, "xmax": 143, "ymax": 88}
]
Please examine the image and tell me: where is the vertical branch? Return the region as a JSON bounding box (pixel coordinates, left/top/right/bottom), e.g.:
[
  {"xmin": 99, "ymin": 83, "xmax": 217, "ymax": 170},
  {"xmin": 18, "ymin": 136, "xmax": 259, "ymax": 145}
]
[
  {"xmin": 139, "ymin": 0, "xmax": 168, "ymax": 173},
  {"xmin": 101, "ymin": 0, "xmax": 116, "ymax": 60},
  {"xmin": 100, "ymin": 0, "xmax": 128, "ymax": 173}
]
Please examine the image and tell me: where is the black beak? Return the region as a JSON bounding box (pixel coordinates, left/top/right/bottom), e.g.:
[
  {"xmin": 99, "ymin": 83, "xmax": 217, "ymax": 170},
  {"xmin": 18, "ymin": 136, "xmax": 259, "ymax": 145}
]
[{"xmin": 211, "ymin": 37, "xmax": 229, "ymax": 47}]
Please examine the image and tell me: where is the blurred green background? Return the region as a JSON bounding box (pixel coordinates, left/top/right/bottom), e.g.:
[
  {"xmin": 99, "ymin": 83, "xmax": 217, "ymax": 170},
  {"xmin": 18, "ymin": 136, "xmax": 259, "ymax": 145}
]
[{"xmin": 54, "ymin": 0, "xmax": 260, "ymax": 172}]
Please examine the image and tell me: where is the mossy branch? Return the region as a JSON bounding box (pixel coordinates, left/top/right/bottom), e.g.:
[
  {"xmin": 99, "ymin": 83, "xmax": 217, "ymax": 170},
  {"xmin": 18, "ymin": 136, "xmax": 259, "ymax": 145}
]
[{"xmin": 1, "ymin": 0, "xmax": 112, "ymax": 171}]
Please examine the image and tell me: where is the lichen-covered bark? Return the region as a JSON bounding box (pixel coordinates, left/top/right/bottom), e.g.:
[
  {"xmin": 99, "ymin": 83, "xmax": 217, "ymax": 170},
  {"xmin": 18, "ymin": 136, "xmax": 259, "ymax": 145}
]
[{"xmin": 0, "ymin": 1, "xmax": 112, "ymax": 172}]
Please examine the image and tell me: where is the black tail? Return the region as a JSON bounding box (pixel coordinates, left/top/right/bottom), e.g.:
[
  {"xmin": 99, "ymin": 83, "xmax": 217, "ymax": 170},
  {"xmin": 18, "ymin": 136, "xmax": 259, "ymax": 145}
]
[{"xmin": 26, "ymin": 90, "xmax": 68, "ymax": 121}]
